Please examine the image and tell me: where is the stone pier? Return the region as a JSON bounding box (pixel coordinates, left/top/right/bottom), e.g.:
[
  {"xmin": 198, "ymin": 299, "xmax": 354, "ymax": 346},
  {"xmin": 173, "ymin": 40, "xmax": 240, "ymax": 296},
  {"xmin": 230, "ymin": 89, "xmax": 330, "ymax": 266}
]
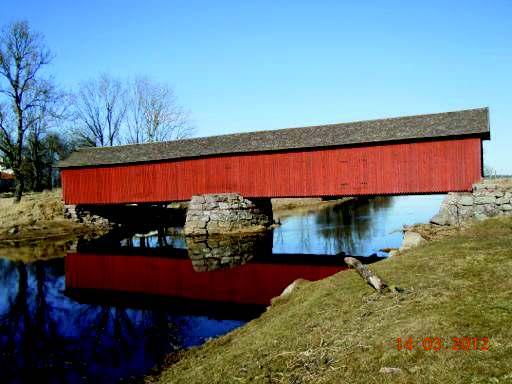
[{"xmin": 183, "ymin": 193, "xmax": 273, "ymax": 236}]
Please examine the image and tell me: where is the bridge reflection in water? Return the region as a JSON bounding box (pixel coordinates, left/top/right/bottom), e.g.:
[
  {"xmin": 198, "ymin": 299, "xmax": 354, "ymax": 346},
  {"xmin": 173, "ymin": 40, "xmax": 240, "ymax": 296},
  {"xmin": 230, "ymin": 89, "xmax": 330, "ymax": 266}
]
[
  {"xmin": 0, "ymin": 224, "xmax": 385, "ymax": 383},
  {"xmin": 65, "ymin": 233, "xmax": 384, "ymax": 316}
]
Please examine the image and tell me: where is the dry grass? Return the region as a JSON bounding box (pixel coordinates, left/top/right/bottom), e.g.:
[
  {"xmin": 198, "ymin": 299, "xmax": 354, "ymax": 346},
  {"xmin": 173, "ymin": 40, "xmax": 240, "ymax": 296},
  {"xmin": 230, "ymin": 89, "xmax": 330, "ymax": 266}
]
[
  {"xmin": 151, "ymin": 217, "xmax": 512, "ymax": 384},
  {"xmin": 404, "ymin": 223, "xmax": 462, "ymax": 241},
  {"xmin": 0, "ymin": 189, "xmax": 67, "ymax": 226},
  {"xmin": 272, "ymin": 198, "xmax": 355, "ymax": 220},
  {"xmin": 481, "ymin": 177, "xmax": 512, "ymax": 188},
  {"xmin": 0, "ymin": 190, "xmax": 105, "ymax": 249}
]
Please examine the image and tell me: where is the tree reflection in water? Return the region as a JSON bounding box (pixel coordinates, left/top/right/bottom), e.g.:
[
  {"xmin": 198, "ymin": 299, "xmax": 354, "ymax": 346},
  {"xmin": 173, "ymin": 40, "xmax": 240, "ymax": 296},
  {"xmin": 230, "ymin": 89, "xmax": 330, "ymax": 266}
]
[
  {"xmin": 315, "ymin": 197, "xmax": 394, "ymax": 255},
  {"xmin": 272, "ymin": 197, "xmax": 397, "ymax": 255},
  {"xmin": 0, "ymin": 257, "xmax": 241, "ymax": 384}
]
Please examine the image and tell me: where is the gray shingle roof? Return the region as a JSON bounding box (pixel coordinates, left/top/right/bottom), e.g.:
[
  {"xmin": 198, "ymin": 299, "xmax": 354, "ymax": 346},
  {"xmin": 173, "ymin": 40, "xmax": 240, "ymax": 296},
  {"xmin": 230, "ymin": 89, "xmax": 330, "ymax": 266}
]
[{"xmin": 57, "ymin": 107, "xmax": 490, "ymax": 168}]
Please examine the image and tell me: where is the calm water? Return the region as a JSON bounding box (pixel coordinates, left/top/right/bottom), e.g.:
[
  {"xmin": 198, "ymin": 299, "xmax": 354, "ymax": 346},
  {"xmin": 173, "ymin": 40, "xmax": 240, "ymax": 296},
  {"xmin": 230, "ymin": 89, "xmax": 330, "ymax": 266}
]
[
  {"xmin": 274, "ymin": 195, "xmax": 445, "ymax": 255},
  {"xmin": 0, "ymin": 195, "xmax": 444, "ymax": 383}
]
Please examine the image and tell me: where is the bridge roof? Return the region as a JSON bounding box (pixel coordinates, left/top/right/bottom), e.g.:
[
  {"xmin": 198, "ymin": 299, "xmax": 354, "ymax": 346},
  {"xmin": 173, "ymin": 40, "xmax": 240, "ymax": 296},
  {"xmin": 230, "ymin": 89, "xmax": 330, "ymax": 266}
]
[{"xmin": 58, "ymin": 107, "xmax": 489, "ymax": 168}]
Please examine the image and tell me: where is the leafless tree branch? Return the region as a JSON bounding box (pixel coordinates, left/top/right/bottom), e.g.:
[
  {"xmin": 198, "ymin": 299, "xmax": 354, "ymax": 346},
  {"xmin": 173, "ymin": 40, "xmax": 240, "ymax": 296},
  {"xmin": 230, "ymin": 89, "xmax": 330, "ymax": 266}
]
[
  {"xmin": 73, "ymin": 74, "xmax": 127, "ymax": 147},
  {"xmin": 125, "ymin": 77, "xmax": 193, "ymax": 144},
  {"xmin": 0, "ymin": 20, "xmax": 57, "ymax": 202}
]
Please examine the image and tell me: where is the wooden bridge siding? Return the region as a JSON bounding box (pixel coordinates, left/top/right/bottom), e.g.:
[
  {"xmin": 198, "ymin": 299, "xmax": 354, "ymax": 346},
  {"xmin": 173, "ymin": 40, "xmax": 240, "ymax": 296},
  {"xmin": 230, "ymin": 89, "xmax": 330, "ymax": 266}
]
[{"xmin": 61, "ymin": 137, "xmax": 482, "ymax": 204}]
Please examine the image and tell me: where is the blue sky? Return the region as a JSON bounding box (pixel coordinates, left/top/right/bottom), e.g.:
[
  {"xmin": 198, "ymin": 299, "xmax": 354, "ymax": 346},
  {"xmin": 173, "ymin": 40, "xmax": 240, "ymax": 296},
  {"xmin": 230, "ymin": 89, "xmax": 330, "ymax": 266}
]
[{"xmin": 3, "ymin": 1, "xmax": 511, "ymax": 173}]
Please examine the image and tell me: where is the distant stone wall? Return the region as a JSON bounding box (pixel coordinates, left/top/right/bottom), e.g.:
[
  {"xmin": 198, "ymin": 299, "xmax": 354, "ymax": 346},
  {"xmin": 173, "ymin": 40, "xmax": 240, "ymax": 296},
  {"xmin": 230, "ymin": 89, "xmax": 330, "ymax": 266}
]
[
  {"xmin": 184, "ymin": 193, "xmax": 272, "ymax": 236},
  {"xmin": 431, "ymin": 179, "xmax": 512, "ymax": 226}
]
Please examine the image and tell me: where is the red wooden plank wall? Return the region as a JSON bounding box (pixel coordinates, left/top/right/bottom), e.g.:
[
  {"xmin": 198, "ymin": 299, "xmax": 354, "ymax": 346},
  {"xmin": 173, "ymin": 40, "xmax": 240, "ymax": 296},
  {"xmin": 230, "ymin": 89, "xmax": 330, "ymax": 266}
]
[{"xmin": 61, "ymin": 137, "xmax": 482, "ymax": 205}]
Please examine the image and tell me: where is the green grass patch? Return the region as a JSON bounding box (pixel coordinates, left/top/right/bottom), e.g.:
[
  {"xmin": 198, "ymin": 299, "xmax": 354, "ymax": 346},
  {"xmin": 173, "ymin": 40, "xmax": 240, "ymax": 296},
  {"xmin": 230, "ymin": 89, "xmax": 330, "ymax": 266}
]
[{"xmin": 150, "ymin": 217, "xmax": 512, "ymax": 384}]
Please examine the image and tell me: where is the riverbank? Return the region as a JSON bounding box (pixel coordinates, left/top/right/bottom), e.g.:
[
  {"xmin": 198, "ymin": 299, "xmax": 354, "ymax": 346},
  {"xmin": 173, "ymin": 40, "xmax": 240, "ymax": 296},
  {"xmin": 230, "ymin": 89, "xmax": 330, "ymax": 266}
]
[
  {"xmin": 149, "ymin": 216, "xmax": 512, "ymax": 383},
  {"xmin": 0, "ymin": 190, "xmax": 109, "ymax": 255},
  {"xmin": 272, "ymin": 197, "xmax": 355, "ymax": 220}
]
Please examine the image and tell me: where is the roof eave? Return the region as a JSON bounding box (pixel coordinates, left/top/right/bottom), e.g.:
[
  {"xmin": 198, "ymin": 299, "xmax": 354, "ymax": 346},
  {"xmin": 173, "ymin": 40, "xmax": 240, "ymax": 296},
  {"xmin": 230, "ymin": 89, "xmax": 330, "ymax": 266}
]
[{"xmin": 56, "ymin": 131, "xmax": 491, "ymax": 169}]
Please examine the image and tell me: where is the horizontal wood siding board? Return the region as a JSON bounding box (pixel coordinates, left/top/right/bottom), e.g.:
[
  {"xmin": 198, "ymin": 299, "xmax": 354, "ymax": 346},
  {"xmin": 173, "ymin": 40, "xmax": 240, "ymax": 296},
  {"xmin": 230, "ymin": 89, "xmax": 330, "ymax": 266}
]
[{"xmin": 61, "ymin": 137, "xmax": 482, "ymax": 204}]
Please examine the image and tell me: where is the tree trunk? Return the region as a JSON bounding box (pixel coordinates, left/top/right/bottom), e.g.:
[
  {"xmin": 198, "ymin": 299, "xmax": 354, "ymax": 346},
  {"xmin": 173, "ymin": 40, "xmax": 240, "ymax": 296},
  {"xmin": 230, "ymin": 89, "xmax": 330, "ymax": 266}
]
[
  {"xmin": 14, "ymin": 99, "xmax": 24, "ymax": 203},
  {"xmin": 344, "ymin": 257, "xmax": 388, "ymax": 292},
  {"xmin": 32, "ymin": 154, "xmax": 43, "ymax": 192},
  {"xmin": 14, "ymin": 174, "xmax": 24, "ymax": 203},
  {"xmin": 31, "ymin": 139, "xmax": 42, "ymax": 191}
]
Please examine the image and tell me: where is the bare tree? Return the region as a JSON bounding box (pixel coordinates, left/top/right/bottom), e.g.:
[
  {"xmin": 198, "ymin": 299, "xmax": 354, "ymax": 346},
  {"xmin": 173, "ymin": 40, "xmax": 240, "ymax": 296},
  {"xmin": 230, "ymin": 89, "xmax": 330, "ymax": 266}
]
[
  {"xmin": 0, "ymin": 21, "xmax": 58, "ymax": 202},
  {"xmin": 26, "ymin": 104, "xmax": 65, "ymax": 191},
  {"xmin": 125, "ymin": 77, "xmax": 192, "ymax": 144},
  {"xmin": 73, "ymin": 74, "xmax": 127, "ymax": 147}
]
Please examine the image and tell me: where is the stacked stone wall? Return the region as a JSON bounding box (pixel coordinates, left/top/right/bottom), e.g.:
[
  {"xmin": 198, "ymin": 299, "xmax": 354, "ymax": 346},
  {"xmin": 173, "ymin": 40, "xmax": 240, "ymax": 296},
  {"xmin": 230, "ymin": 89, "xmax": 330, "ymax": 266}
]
[
  {"xmin": 184, "ymin": 193, "xmax": 272, "ymax": 236},
  {"xmin": 431, "ymin": 179, "xmax": 512, "ymax": 226}
]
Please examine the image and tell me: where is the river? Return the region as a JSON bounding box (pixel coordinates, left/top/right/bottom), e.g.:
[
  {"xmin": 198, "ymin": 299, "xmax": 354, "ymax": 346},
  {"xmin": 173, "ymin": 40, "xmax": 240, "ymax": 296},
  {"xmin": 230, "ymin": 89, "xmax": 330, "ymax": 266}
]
[{"xmin": 0, "ymin": 195, "xmax": 444, "ymax": 383}]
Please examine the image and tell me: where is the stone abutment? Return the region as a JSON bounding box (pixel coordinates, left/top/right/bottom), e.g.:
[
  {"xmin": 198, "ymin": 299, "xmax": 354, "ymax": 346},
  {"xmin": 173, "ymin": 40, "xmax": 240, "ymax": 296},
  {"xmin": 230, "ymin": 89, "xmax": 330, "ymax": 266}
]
[{"xmin": 431, "ymin": 179, "xmax": 512, "ymax": 226}]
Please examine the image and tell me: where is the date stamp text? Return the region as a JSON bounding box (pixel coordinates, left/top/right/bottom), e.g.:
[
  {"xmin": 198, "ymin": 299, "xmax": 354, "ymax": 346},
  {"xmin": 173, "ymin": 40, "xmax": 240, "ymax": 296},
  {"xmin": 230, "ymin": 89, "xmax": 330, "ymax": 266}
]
[{"xmin": 396, "ymin": 337, "xmax": 489, "ymax": 351}]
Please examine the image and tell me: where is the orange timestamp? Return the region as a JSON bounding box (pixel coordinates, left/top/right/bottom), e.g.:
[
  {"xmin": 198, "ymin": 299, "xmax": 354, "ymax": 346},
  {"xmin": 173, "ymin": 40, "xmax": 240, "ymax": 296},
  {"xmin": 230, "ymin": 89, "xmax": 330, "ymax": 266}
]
[{"xmin": 396, "ymin": 337, "xmax": 489, "ymax": 351}]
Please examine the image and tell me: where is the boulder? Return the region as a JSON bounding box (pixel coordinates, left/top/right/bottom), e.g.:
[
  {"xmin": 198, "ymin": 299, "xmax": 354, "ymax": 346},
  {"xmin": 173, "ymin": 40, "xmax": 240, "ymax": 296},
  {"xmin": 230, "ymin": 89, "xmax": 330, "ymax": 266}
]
[
  {"xmin": 458, "ymin": 195, "xmax": 474, "ymax": 206},
  {"xmin": 400, "ymin": 231, "xmax": 426, "ymax": 251},
  {"xmin": 380, "ymin": 367, "xmax": 402, "ymax": 375},
  {"xmin": 474, "ymin": 195, "xmax": 496, "ymax": 205},
  {"xmin": 388, "ymin": 249, "xmax": 399, "ymax": 257},
  {"xmin": 279, "ymin": 279, "xmax": 303, "ymax": 298},
  {"xmin": 430, "ymin": 204, "xmax": 458, "ymax": 226},
  {"xmin": 8, "ymin": 226, "xmax": 18, "ymax": 235},
  {"xmin": 496, "ymin": 197, "xmax": 509, "ymax": 205}
]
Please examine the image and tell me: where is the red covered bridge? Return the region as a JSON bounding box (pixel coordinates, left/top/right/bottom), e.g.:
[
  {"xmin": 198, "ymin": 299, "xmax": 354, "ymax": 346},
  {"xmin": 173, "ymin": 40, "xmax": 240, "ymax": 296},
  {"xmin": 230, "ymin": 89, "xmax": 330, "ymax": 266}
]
[{"xmin": 58, "ymin": 108, "xmax": 490, "ymax": 205}]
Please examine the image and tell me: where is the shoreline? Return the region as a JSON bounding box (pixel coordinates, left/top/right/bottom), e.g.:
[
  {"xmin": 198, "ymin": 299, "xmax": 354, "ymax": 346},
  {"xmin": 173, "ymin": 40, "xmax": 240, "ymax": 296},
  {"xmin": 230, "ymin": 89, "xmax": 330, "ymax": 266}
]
[
  {"xmin": 0, "ymin": 193, "xmax": 357, "ymax": 246},
  {"xmin": 0, "ymin": 190, "xmax": 110, "ymax": 257},
  {"xmin": 272, "ymin": 197, "xmax": 356, "ymax": 220},
  {"xmin": 148, "ymin": 215, "xmax": 512, "ymax": 383}
]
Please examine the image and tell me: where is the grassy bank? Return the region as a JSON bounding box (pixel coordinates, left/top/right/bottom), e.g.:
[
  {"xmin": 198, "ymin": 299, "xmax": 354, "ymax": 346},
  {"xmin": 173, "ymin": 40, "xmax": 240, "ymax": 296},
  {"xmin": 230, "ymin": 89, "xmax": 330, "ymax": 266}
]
[
  {"xmin": 0, "ymin": 190, "xmax": 108, "ymax": 259},
  {"xmin": 151, "ymin": 217, "xmax": 512, "ymax": 383}
]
